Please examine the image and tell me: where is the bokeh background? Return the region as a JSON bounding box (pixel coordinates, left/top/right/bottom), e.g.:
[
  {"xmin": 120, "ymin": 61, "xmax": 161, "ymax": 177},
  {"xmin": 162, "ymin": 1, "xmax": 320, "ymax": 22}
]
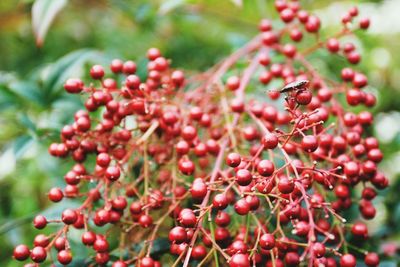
[{"xmin": 0, "ymin": 0, "xmax": 399, "ymax": 266}]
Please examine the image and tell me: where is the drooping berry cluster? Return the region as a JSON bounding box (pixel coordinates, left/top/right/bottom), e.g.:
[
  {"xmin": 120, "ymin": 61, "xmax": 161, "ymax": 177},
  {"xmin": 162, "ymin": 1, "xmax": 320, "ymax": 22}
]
[{"xmin": 14, "ymin": 1, "xmax": 386, "ymax": 267}]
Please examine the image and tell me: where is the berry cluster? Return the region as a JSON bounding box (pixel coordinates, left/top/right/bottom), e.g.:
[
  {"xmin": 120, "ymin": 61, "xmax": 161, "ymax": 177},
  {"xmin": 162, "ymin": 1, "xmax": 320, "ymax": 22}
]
[{"xmin": 14, "ymin": 1, "xmax": 386, "ymax": 267}]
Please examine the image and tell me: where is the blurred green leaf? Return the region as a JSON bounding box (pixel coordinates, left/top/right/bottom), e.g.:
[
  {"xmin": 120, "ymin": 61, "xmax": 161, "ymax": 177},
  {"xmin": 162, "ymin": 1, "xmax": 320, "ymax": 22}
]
[
  {"xmin": 32, "ymin": 0, "xmax": 68, "ymax": 46},
  {"xmin": 158, "ymin": 0, "xmax": 186, "ymax": 15},
  {"xmin": 13, "ymin": 135, "xmax": 34, "ymax": 159},
  {"xmin": 8, "ymin": 80, "xmax": 45, "ymax": 106},
  {"xmin": 17, "ymin": 114, "xmax": 37, "ymax": 133}
]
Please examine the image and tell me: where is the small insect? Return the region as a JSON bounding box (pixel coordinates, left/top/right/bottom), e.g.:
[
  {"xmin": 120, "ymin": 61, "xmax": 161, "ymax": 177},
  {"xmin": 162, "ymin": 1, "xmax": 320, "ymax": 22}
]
[{"xmin": 279, "ymin": 79, "xmax": 310, "ymax": 93}]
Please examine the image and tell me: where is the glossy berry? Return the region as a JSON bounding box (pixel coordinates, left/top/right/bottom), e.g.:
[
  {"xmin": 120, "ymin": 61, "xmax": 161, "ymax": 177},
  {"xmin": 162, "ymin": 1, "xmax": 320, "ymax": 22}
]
[
  {"xmin": 364, "ymin": 252, "xmax": 379, "ymax": 267},
  {"xmin": 61, "ymin": 209, "xmax": 78, "ymax": 225},
  {"xmin": 48, "ymin": 187, "xmax": 64, "ymax": 202},
  {"xmin": 13, "ymin": 244, "xmax": 30, "ymax": 261},
  {"xmin": 30, "ymin": 246, "xmax": 47, "ymax": 263},
  {"xmin": 169, "ymin": 226, "xmax": 187, "ymax": 244},
  {"xmin": 33, "ymin": 215, "xmax": 47, "ymax": 229},
  {"xmin": 262, "ymin": 133, "xmax": 279, "ymax": 149},
  {"xmin": 227, "ymin": 76, "xmax": 240, "ymax": 91},
  {"xmin": 236, "ymin": 169, "xmax": 253, "ymax": 186},
  {"xmin": 58, "ymin": 250, "xmax": 72, "ymax": 265},
  {"xmin": 301, "ymin": 135, "xmax": 318, "ymax": 152},
  {"xmin": 234, "ymin": 198, "xmax": 250, "ymax": 215},
  {"xmin": 64, "ymin": 78, "xmax": 83, "ymax": 94},
  {"xmin": 340, "ymin": 254, "xmax": 357, "ymax": 267},
  {"xmin": 229, "ymin": 253, "xmax": 250, "ymax": 267},
  {"xmin": 260, "ymin": 233, "xmax": 275, "ymax": 250},
  {"xmin": 226, "ymin": 152, "xmax": 241, "ymax": 167},
  {"xmin": 257, "ymin": 160, "xmax": 275, "ymax": 176},
  {"xmin": 90, "ymin": 65, "xmax": 105, "ymax": 79}
]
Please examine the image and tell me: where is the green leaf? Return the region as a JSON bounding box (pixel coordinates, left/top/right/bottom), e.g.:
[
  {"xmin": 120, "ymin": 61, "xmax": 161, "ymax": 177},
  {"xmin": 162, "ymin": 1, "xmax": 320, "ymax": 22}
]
[
  {"xmin": 8, "ymin": 80, "xmax": 45, "ymax": 106},
  {"xmin": 18, "ymin": 114, "xmax": 37, "ymax": 133},
  {"xmin": 13, "ymin": 135, "xmax": 34, "ymax": 159},
  {"xmin": 32, "ymin": 0, "xmax": 68, "ymax": 46}
]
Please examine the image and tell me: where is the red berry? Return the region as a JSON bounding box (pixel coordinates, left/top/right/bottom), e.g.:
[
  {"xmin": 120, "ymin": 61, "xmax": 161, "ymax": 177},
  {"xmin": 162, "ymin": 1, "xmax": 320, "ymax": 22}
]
[
  {"xmin": 169, "ymin": 226, "xmax": 187, "ymax": 244},
  {"xmin": 360, "ymin": 18, "xmax": 370, "ymax": 29},
  {"xmin": 313, "ymin": 242, "xmax": 326, "ymax": 258},
  {"xmin": 327, "ymin": 38, "xmax": 340, "ymax": 53},
  {"xmin": 262, "ymin": 133, "xmax": 279, "ymax": 149},
  {"xmin": 139, "ymin": 214, "xmax": 153, "ymax": 228},
  {"xmin": 257, "ymin": 160, "xmax": 275, "ymax": 177},
  {"xmin": 296, "ymin": 90, "xmax": 312, "ymax": 105},
  {"xmin": 226, "ymin": 152, "xmax": 241, "ymax": 167},
  {"xmin": 229, "ymin": 253, "xmax": 250, "ymax": 267},
  {"xmin": 48, "ymin": 187, "xmax": 64, "ymax": 202},
  {"xmin": 191, "ymin": 245, "xmax": 207, "ymax": 260},
  {"xmin": 364, "ymin": 252, "xmax": 379, "ymax": 267},
  {"xmin": 140, "ymin": 257, "xmax": 155, "ymax": 267},
  {"xmin": 82, "ymin": 231, "xmax": 96, "ymax": 246},
  {"xmin": 179, "ymin": 209, "xmax": 197, "ymax": 227},
  {"xmin": 90, "ymin": 65, "xmax": 105, "ymax": 79},
  {"xmin": 213, "ymin": 194, "xmax": 229, "ymax": 210},
  {"xmin": 340, "ymin": 254, "xmax": 356, "ymax": 267},
  {"xmin": 94, "ymin": 238, "xmax": 109, "ymax": 252},
  {"xmin": 301, "ymin": 135, "xmax": 318, "ymax": 152},
  {"xmin": 64, "ymin": 78, "xmax": 83, "ymax": 94},
  {"xmin": 280, "ymin": 8, "xmax": 295, "ymax": 23},
  {"xmin": 234, "ymin": 198, "xmax": 250, "ymax": 215},
  {"xmin": 33, "ymin": 215, "xmax": 47, "ymax": 229},
  {"xmin": 57, "ymin": 250, "xmax": 72, "ymax": 265},
  {"xmin": 110, "ymin": 59, "xmax": 123, "ymax": 73},
  {"xmin": 351, "ymin": 222, "xmax": 368, "ymax": 238},
  {"xmin": 13, "ymin": 244, "xmax": 30, "ymax": 261},
  {"xmin": 62, "ymin": 209, "xmax": 78, "ymax": 225},
  {"xmin": 122, "ymin": 60, "xmax": 137, "ymax": 74},
  {"xmin": 147, "ymin": 48, "xmax": 161, "ymax": 60},
  {"xmin": 190, "ymin": 179, "xmax": 207, "ymax": 199},
  {"xmin": 278, "ymin": 177, "xmax": 294, "ymax": 194},
  {"xmin": 305, "ymin": 16, "xmax": 320, "ymax": 33},
  {"xmin": 227, "ymin": 76, "xmax": 240, "ymax": 91},
  {"xmin": 30, "ymin": 246, "xmax": 47, "ymax": 263},
  {"xmin": 113, "ymin": 260, "xmax": 128, "ymax": 267},
  {"xmin": 105, "ymin": 166, "xmax": 121, "ymax": 181},
  {"xmin": 236, "ymin": 169, "xmax": 253, "ymax": 186},
  {"xmin": 260, "ymin": 233, "xmax": 275, "ymax": 250}
]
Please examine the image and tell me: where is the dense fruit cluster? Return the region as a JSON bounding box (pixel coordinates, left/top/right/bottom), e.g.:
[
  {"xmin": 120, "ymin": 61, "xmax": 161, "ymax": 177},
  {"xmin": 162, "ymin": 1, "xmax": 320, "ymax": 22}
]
[{"xmin": 14, "ymin": 1, "xmax": 387, "ymax": 266}]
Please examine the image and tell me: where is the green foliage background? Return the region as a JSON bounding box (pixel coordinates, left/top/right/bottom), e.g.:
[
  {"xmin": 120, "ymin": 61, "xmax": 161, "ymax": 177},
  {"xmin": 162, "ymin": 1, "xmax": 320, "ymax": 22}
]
[{"xmin": 0, "ymin": 0, "xmax": 399, "ymax": 266}]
